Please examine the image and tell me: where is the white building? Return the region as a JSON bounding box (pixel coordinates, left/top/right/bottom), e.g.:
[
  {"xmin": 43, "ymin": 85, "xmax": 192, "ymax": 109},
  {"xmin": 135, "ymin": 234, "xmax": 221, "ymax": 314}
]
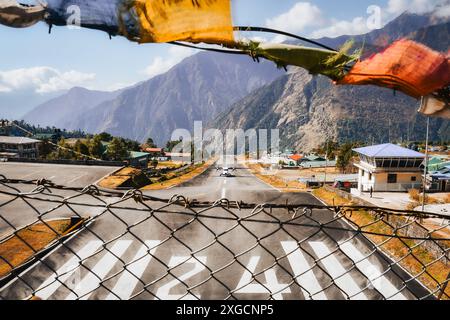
[{"xmin": 353, "ymin": 143, "xmax": 425, "ymax": 192}]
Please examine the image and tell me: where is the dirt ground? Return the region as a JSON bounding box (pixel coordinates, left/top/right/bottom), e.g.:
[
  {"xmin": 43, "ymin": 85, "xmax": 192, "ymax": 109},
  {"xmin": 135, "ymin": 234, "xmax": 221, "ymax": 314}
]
[
  {"xmin": 277, "ymin": 167, "xmax": 343, "ymax": 182},
  {"xmin": 0, "ymin": 219, "xmax": 72, "ymax": 278}
]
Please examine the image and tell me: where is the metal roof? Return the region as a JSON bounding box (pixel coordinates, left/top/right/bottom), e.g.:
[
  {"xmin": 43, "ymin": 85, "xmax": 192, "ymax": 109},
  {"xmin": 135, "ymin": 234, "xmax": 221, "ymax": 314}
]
[
  {"xmin": 300, "ymin": 160, "xmax": 337, "ymax": 168},
  {"xmin": 129, "ymin": 151, "xmax": 150, "ymax": 159},
  {"xmin": 0, "ymin": 136, "xmax": 41, "ymax": 144},
  {"xmin": 334, "ymin": 174, "xmax": 359, "ymax": 182},
  {"xmin": 353, "ymin": 143, "xmax": 425, "ymax": 158}
]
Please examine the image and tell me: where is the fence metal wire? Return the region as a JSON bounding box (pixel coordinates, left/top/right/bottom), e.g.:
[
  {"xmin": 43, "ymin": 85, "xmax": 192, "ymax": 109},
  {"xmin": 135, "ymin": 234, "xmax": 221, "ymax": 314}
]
[{"xmin": 0, "ymin": 176, "xmax": 449, "ymax": 300}]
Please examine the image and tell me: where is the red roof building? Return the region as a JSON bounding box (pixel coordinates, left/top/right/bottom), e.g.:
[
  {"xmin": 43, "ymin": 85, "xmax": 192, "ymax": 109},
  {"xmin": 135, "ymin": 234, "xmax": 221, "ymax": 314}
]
[
  {"xmin": 144, "ymin": 147, "xmax": 163, "ymax": 153},
  {"xmin": 289, "ymin": 154, "xmax": 303, "ymax": 162}
]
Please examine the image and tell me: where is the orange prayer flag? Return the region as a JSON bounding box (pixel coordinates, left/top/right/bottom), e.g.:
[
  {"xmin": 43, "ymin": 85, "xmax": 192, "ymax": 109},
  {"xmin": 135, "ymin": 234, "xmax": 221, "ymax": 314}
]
[{"xmin": 338, "ymin": 39, "xmax": 450, "ymax": 98}]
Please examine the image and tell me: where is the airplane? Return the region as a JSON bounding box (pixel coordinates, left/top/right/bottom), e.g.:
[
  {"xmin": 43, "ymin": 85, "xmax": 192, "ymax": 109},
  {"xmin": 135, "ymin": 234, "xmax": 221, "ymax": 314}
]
[{"xmin": 216, "ymin": 166, "xmax": 236, "ymax": 177}]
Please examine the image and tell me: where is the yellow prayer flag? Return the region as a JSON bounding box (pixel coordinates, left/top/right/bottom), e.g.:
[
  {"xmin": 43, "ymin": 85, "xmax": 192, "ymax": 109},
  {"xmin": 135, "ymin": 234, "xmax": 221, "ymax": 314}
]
[{"xmin": 131, "ymin": 0, "xmax": 234, "ymax": 45}]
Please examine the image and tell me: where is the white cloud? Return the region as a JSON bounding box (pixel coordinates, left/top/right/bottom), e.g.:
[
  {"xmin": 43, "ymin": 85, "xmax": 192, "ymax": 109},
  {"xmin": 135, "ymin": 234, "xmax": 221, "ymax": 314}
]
[
  {"xmin": 311, "ymin": 17, "xmax": 370, "ymax": 39},
  {"xmin": 387, "ymin": 0, "xmax": 445, "ymax": 15},
  {"xmin": 0, "ymin": 67, "xmax": 95, "ymax": 94},
  {"xmin": 264, "ymin": 0, "xmax": 448, "ymax": 41},
  {"xmin": 266, "ymin": 2, "xmax": 324, "ymax": 34},
  {"xmin": 435, "ymin": 3, "xmax": 450, "ymax": 18},
  {"xmin": 144, "ymin": 46, "xmax": 196, "ymax": 78}
]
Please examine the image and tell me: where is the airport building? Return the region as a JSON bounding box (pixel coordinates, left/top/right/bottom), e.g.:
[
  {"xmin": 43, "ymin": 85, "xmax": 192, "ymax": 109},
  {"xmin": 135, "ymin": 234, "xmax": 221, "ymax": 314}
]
[
  {"xmin": 353, "ymin": 143, "xmax": 425, "ymax": 192},
  {"xmin": 0, "ymin": 136, "xmax": 41, "ymax": 159}
]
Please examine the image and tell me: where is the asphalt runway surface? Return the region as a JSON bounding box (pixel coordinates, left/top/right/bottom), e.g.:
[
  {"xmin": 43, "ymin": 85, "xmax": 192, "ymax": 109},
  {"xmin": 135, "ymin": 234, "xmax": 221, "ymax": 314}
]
[
  {"xmin": 0, "ymin": 163, "xmax": 431, "ymax": 300},
  {"xmin": 0, "ymin": 163, "xmax": 118, "ymax": 237},
  {"xmin": 0, "ymin": 162, "xmax": 117, "ymax": 187}
]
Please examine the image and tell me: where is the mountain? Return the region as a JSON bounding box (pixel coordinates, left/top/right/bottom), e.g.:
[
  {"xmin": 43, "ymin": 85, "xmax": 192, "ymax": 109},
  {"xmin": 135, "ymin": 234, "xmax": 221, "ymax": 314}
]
[
  {"xmin": 211, "ymin": 18, "xmax": 450, "ymax": 152},
  {"xmin": 211, "ymin": 69, "xmax": 449, "ymax": 152},
  {"xmin": 317, "ymin": 10, "xmax": 449, "ymax": 53},
  {"xmin": 22, "ymin": 87, "xmax": 122, "ymax": 129},
  {"xmin": 22, "ymin": 10, "xmax": 448, "ymax": 147},
  {"xmin": 69, "ymin": 52, "xmax": 284, "ymax": 144},
  {"xmin": 0, "ymin": 90, "xmax": 62, "ymax": 120}
]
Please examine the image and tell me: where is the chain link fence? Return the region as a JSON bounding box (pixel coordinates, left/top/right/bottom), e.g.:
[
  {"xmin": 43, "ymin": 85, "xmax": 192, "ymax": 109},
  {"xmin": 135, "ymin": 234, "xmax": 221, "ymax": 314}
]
[{"xmin": 0, "ymin": 176, "xmax": 449, "ymax": 300}]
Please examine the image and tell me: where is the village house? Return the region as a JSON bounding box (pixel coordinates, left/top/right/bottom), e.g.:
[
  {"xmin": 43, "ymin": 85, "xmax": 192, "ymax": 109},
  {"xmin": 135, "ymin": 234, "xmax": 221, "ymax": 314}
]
[
  {"xmin": 427, "ymin": 165, "xmax": 450, "ymax": 192},
  {"xmin": 0, "ymin": 136, "xmax": 41, "ymax": 159},
  {"xmin": 353, "ymin": 143, "xmax": 425, "ymax": 192}
]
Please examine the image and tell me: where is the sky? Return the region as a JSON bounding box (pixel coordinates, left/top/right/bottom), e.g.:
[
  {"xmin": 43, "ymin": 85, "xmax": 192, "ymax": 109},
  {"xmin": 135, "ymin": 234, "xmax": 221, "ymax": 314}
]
[{"xmin": 0, "ymin": 0, "xmax": 448, "ymax": 98}]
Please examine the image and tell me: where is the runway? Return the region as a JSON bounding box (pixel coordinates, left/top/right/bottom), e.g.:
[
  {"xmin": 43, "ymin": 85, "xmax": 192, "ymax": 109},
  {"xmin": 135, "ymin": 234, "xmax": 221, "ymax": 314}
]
[{"xmin": 0, "ymin": 162, "xmax": 430, "ymax": 300}]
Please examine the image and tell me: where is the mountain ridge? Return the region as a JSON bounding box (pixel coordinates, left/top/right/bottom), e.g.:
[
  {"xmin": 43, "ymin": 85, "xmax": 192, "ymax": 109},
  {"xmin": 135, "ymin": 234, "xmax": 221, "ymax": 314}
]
[
  {"xmin": 210, "ymin": 18, "xmax": 450, "ymax": 152},
  {"xmin": 21, "ymin": 11, "xmax": 449, "ymax": 147},
  {"xmin": 67, "ymin": 52, "xmax": 285, "ymax": 144}
]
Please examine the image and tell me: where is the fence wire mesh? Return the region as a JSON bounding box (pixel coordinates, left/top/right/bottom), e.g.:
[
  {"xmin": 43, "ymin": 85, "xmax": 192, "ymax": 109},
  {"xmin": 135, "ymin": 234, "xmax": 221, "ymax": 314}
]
[{"xmin": 0, "ymin": 176, "xmax": 449, "ymax": 300}]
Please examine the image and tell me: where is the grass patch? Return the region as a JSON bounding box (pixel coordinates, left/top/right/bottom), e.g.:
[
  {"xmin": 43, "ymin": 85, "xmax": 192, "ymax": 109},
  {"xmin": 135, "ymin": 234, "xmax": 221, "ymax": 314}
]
[
  {"xmin": 0, "ymin": 219, "xmax": 71, "ymax": 278},
  {"xmin": 248, "ymin": 164, "xmax": 307, "ymax": 192},
  {"xmin": 313, "ymin": 187, "xmax": 450, "ymax": 299},
  {"xmin": 406, "ymin": 189, "xmax": 442, "ymax": 210},
  {"xmin": 98, "ymin": 167, "xmax": 140, "ymax": 189},
  {"xmin": 142, "ymin": 161, "xmax": 212, "ymax": 190},
  {"xmin": 156, "ymin": 161, "xmax": 184, "ymax": 169}
]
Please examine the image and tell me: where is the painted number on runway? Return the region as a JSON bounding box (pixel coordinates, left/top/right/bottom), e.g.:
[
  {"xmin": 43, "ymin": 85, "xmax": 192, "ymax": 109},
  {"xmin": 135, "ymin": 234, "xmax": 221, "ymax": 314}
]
[
  {"xmin": 234, "ymin": 256, "xmax": 291, "ymax": 299},
  {"xmin": 156, "ymin": 256, "xmax": 207, "ymax": 300},
  {"xmin": 31, "ymin": 239, "xmax": 408, "ymax": 300}
]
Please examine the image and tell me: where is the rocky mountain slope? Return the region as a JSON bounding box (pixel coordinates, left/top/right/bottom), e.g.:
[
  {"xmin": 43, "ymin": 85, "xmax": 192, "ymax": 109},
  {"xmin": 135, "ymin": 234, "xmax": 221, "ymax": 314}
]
[
  {"xmin": 50, "ymin": 52, "xmax": 282, "ymax": 144},
  {"xmin": 23, "ymin": 10, "xmax": 449, "ymax": 148},
  {"xmin": 23, "ymin": 87, "xmax": 122, "ymax": 129},
  {"xmin": 211, "ymin": 17, "xmax": 450, "ymax": 152}
]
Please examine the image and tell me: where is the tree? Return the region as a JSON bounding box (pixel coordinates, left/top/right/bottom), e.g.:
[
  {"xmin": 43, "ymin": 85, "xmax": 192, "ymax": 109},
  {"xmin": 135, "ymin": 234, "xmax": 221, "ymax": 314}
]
[
  {"xmin": 50, "ymin": 137, "xmax": 74, "ymax": 160},
  {"xmin": 336, "ymin": 142, "xmax": 356, "ymax": 173},
  {"xmin": 124, "ymin": 139, "xmax": 141, "ymax": 152},
  {"xmin": 166, "ymin": 140, "xmax": 182, "ymax": 152},
  {"xmin": 107, "ymin": 137, "xmax": 129, "ymax": 161},
  {"xmin": 146, "ymin": 138, "xmax": 157, "ymax": 149},
  {"xmin": 97, "ymin": 132, "xmax": 113, "ymax": 142},
  {"xmin": 38, "ymin": 139, "xmax": 54, "ymax": 159},
  {"xmin": 74, "ymin": 140, "xmax": 90, "ymax": 159},
  {"xmin": 151, "ymin": 159, "xmax": 158, "ymax": 169},
  {"xmin": 89, "ymin": 136, "xmax": 104, "ymax": 159},
  {"xmin": 315, "ymin": 140, "xmax": 339, "ymax": 160}
]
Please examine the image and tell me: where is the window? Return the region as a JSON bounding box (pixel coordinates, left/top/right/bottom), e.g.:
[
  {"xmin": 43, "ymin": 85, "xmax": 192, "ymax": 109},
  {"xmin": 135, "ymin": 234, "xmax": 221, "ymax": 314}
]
[
  {"xmin": 361, "ymin": 170, "xmax": 365, "ymax": 177},
  {"xmin": 387, "ymin": 174, "xmax": 397, "ymax": 184},
  {"xmin": 411, "ymin": 176, "xmax": 417, "ymax": 182},
  {"xmin": 369, "ymin": 173, "xmax": 373, "ymax": 181}
]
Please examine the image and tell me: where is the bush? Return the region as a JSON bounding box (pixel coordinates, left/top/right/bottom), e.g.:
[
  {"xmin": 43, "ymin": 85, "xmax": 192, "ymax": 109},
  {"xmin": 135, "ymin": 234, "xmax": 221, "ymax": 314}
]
[
  {"xmin": 406, "ymin": 202, "xmax": 420, "ymax": 211},
  {"xmin": 408, "ymin": 189, "xmax": 420, "ymax": 201},
  {"xmin": 408, "ymin": 189, "xmax": 441, "ymax": 206}
]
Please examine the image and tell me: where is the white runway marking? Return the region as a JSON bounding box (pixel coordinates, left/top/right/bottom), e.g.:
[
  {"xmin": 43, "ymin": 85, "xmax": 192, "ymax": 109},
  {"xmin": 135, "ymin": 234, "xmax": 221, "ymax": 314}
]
[
  {"xmin": 35, "ymin": 240, "xmax": 103, "ymax": 300},
  {"xmin": 281, "ymin": 242, "xmax": 327, "ymax": 300},
  {"xmin": 235, "ymin": 256, "xmax": 291, "ymax": 300},
  {"xmin": 67, "ymin": 173, "xmax": 88, "ymax": 184},
  {"xmin": 338, "ymin": 241, "xmax": 408, "ymax": 300},
  {"xmin": 309, "ymin": 242, "xmax": 368, "ymax": 300},
  {"xmin": 106, "ymin": 240, "xmax": 161, "ymax": 300},
  {"xmin": 221, "ymin": 186, "xmax": 226, "ymax": 199},
  {"xmin": 20, "ymin": 171, "xmax": 42, "ymax": 179},
  {"xmin": 66, "ymin": 240, "xmax": 132, "ymax": 300},
  {"xmin": 155, "ymin": 256, "xmax": 207, "ymax": 300}
]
